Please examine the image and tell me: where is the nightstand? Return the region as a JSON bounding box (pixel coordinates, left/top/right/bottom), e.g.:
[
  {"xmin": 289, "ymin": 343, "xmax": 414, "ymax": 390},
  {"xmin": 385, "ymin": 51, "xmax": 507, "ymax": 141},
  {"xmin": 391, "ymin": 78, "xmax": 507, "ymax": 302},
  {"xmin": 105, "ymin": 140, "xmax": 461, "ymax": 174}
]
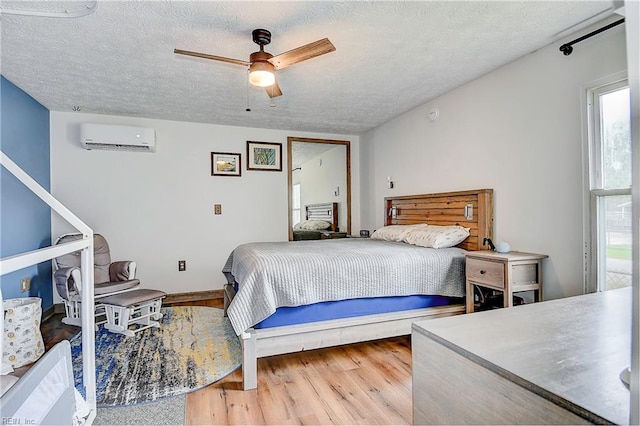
[{"xmin": 465, "ymin": 251, "xmax": 548, "ymax": 314}]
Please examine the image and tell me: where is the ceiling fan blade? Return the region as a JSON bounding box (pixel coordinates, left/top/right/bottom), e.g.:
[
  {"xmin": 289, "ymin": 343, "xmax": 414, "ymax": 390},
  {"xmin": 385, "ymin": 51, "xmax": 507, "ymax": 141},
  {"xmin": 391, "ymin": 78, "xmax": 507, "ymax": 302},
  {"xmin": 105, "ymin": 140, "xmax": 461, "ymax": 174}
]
[
  {"xmin": 265, "ymin": 80, "xmax": 283, "ymax": 98},
  {"xmin": 174, "ymin": 49, "xmax": 250, "ymax": 67},
  {"xmin": 268, "ymin": 38, "xmax": 335, "ymax": 70}
]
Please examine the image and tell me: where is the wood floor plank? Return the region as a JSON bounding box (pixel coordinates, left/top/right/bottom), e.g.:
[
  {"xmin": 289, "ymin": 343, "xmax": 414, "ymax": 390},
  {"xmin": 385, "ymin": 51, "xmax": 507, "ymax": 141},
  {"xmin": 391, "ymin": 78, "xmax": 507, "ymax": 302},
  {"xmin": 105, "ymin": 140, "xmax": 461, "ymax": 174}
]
[
  {"xmin": 345, "ymin": 361, "xmax": 412, "ymax": 424},
  {"xmin": 185, "ymin": 382, "xmax": 219, "ymax": 425},
  {"xmin": 213, "ymin": 378, "xmax": 266, "ymax": 425},
  {"xmin": 303, "ymin": 344, "xmax": 363, "ymax": 373},
  {"xmin": 320, "ymin": 365, "xmax": 395, "ymax": 424},
  {"xmin": 354, "ymin": 340, "xmax": 413, "ymax": 391},
  {"xmin": 289, "ymin": 368, "xmax": 340, "ymax": 424}
]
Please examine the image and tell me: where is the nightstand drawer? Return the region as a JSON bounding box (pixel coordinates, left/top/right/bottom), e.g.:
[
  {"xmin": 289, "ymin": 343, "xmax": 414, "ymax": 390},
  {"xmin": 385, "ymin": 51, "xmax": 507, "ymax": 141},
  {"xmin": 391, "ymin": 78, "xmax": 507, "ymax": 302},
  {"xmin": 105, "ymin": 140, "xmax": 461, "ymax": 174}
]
[{"xmin": 466, "ymin": 258, "xmax": 505, "ymax": 288}]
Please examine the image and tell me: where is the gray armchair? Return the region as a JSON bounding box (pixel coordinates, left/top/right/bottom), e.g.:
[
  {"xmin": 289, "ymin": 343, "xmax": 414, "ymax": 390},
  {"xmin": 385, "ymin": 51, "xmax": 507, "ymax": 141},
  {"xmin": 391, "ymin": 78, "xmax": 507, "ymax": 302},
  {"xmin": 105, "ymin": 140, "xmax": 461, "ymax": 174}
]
[{"xmin": 54, "ymin": 233, "xmax": 140, "ymax": 327}]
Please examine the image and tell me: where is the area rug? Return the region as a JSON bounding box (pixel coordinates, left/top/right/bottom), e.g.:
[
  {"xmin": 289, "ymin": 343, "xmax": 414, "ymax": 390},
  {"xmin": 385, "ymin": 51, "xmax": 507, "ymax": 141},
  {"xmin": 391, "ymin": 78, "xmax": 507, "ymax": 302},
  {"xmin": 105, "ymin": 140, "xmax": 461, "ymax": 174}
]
[{"xmin": 70, "ymin": 306, "xmax": 241, "ymax": 407}]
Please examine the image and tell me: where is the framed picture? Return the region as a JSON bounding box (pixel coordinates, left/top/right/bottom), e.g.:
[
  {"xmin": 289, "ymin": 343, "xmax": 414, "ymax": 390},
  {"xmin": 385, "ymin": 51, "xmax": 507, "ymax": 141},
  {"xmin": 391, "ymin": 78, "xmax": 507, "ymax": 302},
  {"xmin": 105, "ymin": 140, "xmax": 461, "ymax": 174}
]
[
  {"xmin": 211, "ymin": 152, "xmax": 241, "ymax": 176},
  {"xmin": 246, "ymin": 141, "xmax": 282, "ymax": 171}
]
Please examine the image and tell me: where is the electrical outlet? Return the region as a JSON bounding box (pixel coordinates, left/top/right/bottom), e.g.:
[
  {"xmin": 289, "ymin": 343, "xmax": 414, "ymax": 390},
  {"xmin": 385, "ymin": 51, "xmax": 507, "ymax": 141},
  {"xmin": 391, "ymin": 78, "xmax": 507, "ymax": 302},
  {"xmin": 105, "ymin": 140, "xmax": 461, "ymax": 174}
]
[
  {"xmin": 20, "ymin": 277, "xmax": 31, "ymax": 293},
  {"xmin": 214, "ymin": 204, "xmax": 222, "ymax": 215},
  {"xmin": 178, "ymin": 260, "xmax": 186, "ymax": 271}
]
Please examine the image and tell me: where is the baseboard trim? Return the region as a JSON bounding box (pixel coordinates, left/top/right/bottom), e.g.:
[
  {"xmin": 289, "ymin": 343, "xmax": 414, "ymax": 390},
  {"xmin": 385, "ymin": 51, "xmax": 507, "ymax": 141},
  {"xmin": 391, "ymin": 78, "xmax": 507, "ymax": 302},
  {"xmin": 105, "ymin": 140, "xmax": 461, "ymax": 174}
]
[{"xmin": 164, "ymin": 289, "xmax": 223, "ymax": 304}]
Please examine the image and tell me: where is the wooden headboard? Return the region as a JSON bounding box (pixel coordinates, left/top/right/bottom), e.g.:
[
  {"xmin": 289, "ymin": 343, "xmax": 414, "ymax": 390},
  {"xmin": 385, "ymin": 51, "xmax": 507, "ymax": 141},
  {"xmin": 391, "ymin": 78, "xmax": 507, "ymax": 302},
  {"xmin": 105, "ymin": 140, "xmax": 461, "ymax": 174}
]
[
  {"xmin": 306, "ymin": 202, "xmax": 339, "ymax": 232},
  {"xmin": 384, "ymin": 189, "xmax": 493, "ymax": 251}
]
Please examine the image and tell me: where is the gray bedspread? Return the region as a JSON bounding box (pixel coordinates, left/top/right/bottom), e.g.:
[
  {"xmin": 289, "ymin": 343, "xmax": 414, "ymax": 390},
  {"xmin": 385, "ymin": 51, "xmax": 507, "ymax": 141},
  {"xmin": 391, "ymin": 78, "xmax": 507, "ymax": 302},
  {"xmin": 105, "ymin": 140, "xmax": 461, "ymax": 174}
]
[{"xmin": 222, "ymin": 238, "xmax": 466, "ymax": 335}]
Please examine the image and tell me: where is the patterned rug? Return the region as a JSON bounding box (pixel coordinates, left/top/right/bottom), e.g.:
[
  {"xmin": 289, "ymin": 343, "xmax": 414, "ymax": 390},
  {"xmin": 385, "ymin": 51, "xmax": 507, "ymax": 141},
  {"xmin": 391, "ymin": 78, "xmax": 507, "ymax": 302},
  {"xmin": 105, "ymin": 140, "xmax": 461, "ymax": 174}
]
[{"xmin": 70, "ymin": 306, "xmax": 241, "ymax": 407}]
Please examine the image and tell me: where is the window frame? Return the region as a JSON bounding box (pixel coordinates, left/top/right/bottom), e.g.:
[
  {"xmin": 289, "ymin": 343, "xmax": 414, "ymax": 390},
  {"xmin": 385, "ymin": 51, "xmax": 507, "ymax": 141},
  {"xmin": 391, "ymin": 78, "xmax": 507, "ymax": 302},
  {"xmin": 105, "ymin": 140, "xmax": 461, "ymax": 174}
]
[
  {"xmin": 292, "ymin": 183, "xmax": 301, "ymax": 226},
  {"xmin": 584, "ymin": 73, "xmax": 631, "ymax": 293}
]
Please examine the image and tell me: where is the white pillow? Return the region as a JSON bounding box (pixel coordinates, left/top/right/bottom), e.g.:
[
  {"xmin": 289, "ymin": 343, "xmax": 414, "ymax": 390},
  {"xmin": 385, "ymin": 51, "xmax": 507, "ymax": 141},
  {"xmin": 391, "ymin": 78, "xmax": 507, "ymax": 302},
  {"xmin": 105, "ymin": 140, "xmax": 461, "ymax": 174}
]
[
  {"xmin": 294, "ymin": 220, "xmax": 331, "ymax": 231},
  {"xmin": 371, "ymin": 224, "xmax": 427, "ymax": 242},
  {"xmin": 403, "ymin": 224, "xmax": 470, "ymax": 248}
]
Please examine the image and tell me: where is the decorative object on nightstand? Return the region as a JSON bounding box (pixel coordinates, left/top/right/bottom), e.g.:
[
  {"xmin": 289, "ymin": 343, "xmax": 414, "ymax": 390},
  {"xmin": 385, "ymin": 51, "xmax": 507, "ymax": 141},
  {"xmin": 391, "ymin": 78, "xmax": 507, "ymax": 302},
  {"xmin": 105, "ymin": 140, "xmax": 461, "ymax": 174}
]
[
  {"xmin": 482, "ymin": 237, "xmax": 496, "ymax": 251},
  {"xmin": 465, "ymin": 251, "xmax": 548, "ymax": 314},
  {"xmin": 495, "ymin": 241, "xmax": 510, "ymax": 253}
]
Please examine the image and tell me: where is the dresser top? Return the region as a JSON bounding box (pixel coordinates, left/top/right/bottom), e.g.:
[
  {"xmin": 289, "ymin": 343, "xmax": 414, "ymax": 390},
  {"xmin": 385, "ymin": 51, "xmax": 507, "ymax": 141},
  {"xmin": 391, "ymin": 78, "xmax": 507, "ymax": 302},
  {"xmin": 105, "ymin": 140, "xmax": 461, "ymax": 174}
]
[{"xmin": 413, "ymin": 288, "xmax": 631, "ymax": 424}]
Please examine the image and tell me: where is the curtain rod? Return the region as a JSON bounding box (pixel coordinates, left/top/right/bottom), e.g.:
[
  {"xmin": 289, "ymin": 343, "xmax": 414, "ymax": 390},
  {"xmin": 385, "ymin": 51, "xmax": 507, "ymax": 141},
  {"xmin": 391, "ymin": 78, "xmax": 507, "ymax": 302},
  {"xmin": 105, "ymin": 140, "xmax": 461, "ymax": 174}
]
[{"xmin": 560, "ymin": 18, "xmax": 625, "ymax": 55}]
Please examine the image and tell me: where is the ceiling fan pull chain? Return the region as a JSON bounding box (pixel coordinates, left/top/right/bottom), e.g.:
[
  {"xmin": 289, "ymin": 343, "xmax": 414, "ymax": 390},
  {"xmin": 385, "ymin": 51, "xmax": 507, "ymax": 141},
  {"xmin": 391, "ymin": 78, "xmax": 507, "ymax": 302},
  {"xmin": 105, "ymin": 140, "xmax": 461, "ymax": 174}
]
[{"xmin": 245, "ymin": 69, "xmax": 251, "ymax": 112}]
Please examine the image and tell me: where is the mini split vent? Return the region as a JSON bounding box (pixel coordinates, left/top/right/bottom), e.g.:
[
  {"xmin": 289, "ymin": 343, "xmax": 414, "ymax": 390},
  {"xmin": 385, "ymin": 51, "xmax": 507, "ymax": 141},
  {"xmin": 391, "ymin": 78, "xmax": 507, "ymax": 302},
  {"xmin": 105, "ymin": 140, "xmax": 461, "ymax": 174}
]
[{"xmin": 80, "ymin": 123, "xmax": 156, "ymax": 152}]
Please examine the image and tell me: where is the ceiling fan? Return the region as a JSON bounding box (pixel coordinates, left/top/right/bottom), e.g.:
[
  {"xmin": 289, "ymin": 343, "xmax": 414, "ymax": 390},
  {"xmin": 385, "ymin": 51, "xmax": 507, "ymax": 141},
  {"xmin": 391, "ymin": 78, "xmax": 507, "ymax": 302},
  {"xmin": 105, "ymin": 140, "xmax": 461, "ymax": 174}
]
[{"xmin": 174, "ymin": 29, "xmax": 336, "ymax": 98}]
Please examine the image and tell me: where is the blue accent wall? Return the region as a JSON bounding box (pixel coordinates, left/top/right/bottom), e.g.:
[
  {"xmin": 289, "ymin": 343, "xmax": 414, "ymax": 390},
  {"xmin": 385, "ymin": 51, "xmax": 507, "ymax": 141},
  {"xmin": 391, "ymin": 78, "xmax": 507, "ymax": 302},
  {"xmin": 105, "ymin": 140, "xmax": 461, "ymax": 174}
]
[{"xmin": 0, "ymin": 76, "xmax": 53, "ymax": 309}]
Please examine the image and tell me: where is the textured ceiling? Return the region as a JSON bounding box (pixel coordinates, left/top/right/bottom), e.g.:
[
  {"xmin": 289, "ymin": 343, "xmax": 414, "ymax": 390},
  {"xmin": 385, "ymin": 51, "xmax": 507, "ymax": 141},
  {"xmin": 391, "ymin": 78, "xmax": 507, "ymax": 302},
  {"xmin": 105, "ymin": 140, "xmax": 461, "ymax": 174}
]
[
  {"xmin": 0, "ymin": 0, "xmax": 618, "ymax": 135},
  {"xmin": 291, "ymin": 140, "xmax": 337, "ymax": 170}
]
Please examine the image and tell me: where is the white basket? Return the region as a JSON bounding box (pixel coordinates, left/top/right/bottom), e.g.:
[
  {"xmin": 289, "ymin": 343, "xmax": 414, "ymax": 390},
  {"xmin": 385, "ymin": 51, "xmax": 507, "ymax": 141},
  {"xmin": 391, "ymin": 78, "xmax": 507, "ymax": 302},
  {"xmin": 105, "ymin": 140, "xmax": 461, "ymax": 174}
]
[{"xmin": 2, "ymin": 297, "xmax": 45, "ymax": 369}]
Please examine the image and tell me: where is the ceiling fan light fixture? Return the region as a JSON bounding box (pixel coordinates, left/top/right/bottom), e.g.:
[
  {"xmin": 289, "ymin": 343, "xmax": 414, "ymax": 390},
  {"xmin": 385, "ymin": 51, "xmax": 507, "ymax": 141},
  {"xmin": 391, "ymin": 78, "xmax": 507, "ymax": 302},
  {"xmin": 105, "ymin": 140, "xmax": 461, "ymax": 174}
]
[
  {"xmin": 175, "ymin": 29, "xmax": 335, "ymax": 98},
  {"xmin": 249, "ymin": 62, "xmax": 275, "ymax": 87}
]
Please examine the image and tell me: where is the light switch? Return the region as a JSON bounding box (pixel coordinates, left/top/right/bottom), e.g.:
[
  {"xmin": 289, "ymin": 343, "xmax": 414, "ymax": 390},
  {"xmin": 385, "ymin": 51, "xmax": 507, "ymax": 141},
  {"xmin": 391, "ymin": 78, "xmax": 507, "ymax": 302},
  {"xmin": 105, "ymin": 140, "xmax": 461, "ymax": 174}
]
[{"xmin": 214, "ymin": 204, "xmax": 222, "ymax": 215}]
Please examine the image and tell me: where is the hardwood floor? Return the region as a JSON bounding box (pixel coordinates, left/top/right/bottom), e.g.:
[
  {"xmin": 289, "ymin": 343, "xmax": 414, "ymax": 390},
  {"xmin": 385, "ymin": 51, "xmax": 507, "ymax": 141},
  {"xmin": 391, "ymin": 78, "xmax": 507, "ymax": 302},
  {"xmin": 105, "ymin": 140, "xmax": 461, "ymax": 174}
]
[
  {"xmin": 186, "ymin": 336, "xmax": 413, "ymax": 425},
  {"xmin": 37, "ymin": 299, "xmax": 414, "ymax": 425}
]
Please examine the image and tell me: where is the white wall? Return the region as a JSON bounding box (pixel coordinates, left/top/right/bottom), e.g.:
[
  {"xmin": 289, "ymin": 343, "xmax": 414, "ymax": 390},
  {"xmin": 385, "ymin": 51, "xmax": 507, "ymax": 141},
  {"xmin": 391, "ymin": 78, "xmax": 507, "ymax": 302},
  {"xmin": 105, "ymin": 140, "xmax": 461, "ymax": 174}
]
[
  {"xmin": 299, "ymin": 146, "xmax": 348, "ymax": 232},
  {"xmin": 50, "ymin": 113, "xmax": 359, "ymax": 295},
  {"xmin": 360, "ymin": 18, "xmax": 627, "ymax": 300}
]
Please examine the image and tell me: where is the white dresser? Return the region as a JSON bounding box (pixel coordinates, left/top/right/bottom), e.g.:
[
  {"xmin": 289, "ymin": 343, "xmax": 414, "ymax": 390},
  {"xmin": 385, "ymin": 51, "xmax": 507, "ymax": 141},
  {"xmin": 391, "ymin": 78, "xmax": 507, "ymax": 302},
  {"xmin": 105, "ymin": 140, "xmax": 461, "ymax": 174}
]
[{"xmin": 412, "ymin": 288, "xmax": 631, "ymax": 424}]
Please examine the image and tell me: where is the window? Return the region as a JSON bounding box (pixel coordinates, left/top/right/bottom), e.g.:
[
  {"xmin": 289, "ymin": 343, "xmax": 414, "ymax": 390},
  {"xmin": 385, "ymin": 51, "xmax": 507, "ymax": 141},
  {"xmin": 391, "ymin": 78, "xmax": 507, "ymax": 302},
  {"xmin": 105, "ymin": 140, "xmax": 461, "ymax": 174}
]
[
  {"xmin": 292, "ymin": 183, "xmax": 301, "ymax": 226},
  {"xmin": 587, "ymin": 79, "xmax": 631, "ymax": 292}
]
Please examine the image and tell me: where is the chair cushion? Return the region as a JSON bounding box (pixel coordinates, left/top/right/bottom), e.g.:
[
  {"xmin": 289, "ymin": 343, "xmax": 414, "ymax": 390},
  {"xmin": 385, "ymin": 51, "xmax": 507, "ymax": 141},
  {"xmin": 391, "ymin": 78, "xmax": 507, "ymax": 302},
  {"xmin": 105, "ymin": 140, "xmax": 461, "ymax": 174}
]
[
  {"xmin": 55, "ymin": 234, "xmax": 112, "ymax": 284},
  {"xmin": 94, "ymin": 279, "xmax": 140, "ymax": 296},
  {"xmin": 99, "ymin": 289, "xmax": 166, "ymax": 307}
]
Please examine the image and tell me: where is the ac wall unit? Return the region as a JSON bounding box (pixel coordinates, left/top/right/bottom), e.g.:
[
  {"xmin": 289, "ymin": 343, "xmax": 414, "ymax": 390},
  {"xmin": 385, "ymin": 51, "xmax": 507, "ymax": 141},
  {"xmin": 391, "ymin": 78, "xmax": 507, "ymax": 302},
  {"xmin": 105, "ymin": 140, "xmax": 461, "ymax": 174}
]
[{"xmin": 80, "ymin": 123, "xmax": 156, "ymax": 152}]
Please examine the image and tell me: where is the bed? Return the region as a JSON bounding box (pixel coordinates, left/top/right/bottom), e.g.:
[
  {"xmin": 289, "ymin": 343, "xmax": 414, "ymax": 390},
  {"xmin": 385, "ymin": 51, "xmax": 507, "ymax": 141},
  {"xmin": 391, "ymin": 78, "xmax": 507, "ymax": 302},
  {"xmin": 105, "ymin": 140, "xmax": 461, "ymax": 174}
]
[
  {"xmin": 223, "ymin": 189, "xmax": 494, "ymax": 390},
  {"xmin": 292, "ymin": 202, "xmax": 339, "ymax": 240}
]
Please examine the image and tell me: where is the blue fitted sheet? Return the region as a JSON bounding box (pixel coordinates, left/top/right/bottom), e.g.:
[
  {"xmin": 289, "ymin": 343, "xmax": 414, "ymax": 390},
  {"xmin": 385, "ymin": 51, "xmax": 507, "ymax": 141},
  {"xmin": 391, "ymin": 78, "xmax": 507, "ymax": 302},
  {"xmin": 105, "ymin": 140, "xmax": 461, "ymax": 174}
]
[{"xmin": 253, "ymin": 294, "xmax": 462, "ymax": 329}]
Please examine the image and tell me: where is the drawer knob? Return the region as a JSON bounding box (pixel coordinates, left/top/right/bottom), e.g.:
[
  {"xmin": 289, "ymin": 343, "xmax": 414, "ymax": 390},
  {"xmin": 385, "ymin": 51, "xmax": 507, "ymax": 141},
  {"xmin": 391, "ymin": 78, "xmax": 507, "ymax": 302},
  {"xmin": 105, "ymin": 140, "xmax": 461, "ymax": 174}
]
[{"xmin": 480, "ymin": 270, "xmax": 486, "ymax": 275}]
